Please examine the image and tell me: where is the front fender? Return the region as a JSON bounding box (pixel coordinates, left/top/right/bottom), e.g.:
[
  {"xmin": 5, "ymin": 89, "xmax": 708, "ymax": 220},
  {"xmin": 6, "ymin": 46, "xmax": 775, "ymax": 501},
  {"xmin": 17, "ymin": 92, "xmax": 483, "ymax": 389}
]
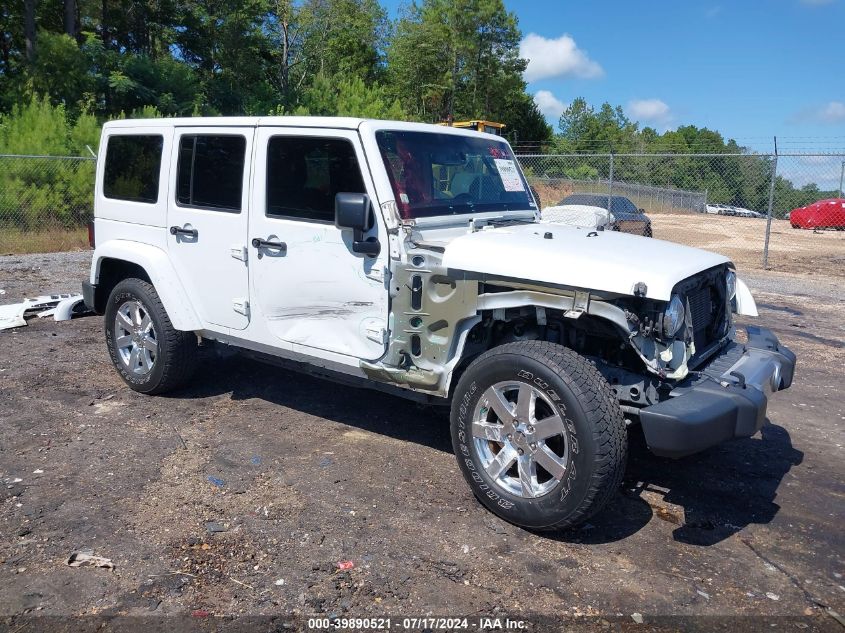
[
  {"xmin": 734, "ymin": 278, "xmax": 758, "ymax": 317},
  {"xmin": 91, "ymin": 240, "xmax": 203, "ymax": 331}
]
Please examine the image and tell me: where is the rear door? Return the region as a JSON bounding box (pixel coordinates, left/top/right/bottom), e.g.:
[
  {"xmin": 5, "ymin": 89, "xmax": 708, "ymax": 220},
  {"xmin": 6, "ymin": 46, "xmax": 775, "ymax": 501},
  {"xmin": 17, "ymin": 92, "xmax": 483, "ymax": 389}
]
[{"xmin": 166, "ymin": 127, "xmax": 253, "ymax": 330}]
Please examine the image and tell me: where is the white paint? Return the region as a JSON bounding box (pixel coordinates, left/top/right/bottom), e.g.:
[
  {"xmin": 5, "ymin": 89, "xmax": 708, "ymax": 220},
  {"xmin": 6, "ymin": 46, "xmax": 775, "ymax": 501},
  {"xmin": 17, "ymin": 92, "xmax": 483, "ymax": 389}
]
[
  {"xmin": 165, "ymin": 125, "xmax": 254, "ymax": 331},
  {"xmin": 246, "ymin": 126, "xmax": 388, "ymax": 361},
  {"xmin": 440, "ymin": 223, "xmax": 730, "ymax": 301},
  {"xmin": 734, "ymin": 278, "xmax": 758, "ymax": 317}
]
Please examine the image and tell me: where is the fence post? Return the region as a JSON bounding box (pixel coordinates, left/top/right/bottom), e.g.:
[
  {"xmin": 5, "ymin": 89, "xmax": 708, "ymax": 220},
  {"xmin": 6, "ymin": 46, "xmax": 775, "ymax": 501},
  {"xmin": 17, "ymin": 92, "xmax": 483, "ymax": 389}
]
[
  {"xmin": 763, "ymin": 138, "xmax": 778, "ymax": 269},
  {"xmin": 607, "ymin": 152, "xmax": 614, "ymax": 210}
]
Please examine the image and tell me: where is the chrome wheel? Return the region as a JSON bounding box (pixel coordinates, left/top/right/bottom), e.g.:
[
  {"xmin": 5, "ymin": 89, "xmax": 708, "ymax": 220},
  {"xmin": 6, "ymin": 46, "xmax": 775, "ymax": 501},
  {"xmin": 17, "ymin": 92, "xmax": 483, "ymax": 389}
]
[
  {"xmin": 472, "ymin": 381, "xmax": 570, "ymax": 498},
  {"xmin": 114, "ymin": 300, "xmax": 158, "ymax": 376}
]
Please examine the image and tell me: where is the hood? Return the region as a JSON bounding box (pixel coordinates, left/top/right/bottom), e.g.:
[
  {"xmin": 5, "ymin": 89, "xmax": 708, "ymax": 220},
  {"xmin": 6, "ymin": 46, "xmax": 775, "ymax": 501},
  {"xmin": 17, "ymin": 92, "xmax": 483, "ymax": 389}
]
[{"xmin": 440, "ymin": 222, "xmax": 730, "ymax": 301}]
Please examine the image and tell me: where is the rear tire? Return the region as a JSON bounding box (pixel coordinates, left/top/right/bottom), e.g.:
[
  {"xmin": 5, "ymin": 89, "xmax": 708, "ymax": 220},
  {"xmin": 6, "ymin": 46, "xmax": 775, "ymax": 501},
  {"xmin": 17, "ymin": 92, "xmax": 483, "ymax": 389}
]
[
  {"xmin": 450, "ymin": 341, "xmax": 627, "ymax": 531},
  {"xmin": 104, "ymin": 278, "xmax": 197, "ymax": 394}
]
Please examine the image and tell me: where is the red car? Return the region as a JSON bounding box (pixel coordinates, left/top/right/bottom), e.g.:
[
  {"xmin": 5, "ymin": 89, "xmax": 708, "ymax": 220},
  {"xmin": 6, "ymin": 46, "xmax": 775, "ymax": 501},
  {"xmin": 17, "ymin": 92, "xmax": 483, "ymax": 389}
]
[{"xmin": 790, "ymin": 198, "xmax": 845, "ymax": 230}]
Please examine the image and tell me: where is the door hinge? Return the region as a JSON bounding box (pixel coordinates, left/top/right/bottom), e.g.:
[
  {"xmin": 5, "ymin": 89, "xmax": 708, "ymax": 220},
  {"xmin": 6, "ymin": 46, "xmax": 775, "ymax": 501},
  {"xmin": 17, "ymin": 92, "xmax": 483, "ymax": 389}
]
[
  {"xmin": 231, "ymin": 245, "xmax": 248, "ymax": 262},
  {"xmin": 365, "ymin": 325, "xmax": 388, "ymax": 344},
  {"xmin": 365, "ymin": 266, "xmax": 387, "ymax": 283},
  {"xmin": 233, "ymin": 298, "xmax": 250, "ymax": 317}
]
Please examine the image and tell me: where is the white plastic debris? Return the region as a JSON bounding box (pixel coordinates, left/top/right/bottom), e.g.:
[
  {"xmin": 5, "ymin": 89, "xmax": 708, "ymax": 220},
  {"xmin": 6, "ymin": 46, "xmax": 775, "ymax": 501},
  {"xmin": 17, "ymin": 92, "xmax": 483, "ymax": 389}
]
[
  {"xmin": 631, "ymin": 613, "xmax": 644, "ymax": 624},
  {"xmin": 66, "ymin": 550, "xmax": 114, "ymax": 570},
  {"xmin": 0, "ymin": 293, "xmax": 90, "ymax": 331}
]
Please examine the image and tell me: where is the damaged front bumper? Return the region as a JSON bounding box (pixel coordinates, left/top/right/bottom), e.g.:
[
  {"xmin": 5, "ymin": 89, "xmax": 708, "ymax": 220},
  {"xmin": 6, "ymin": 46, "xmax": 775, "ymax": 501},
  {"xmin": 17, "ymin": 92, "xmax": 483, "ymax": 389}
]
[{"xmin": 639, "ymin": 326, "xmax": 796, "ymax": 458}]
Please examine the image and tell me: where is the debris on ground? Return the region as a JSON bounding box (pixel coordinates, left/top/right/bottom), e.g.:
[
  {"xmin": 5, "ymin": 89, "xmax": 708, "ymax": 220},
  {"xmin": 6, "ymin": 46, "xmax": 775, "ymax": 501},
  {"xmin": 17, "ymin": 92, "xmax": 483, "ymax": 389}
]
[
  {"xmin": 0, "ymin": 293, "xmax": 91, "ymax": 331},
  {"xmin": 336, "ymin": 561, "xmax": 355, "ymax": 571},
  {"xmin": 207, "ymin": 476, "xmax": 225, "ymax": 488},
  {"xmin": 765, "ymin": 592, "xmax": 780, "ymax": 601},
  {"xmin": 66, "ymin": 550, "xmax": 115, "ymax": 570},
  {"xmin": 205, "ymin": 521, "xmax": 227, "ymax": 533},
  {"xmin": 631, "ymin": 613, "xmax": 644, "ymax": 624}
]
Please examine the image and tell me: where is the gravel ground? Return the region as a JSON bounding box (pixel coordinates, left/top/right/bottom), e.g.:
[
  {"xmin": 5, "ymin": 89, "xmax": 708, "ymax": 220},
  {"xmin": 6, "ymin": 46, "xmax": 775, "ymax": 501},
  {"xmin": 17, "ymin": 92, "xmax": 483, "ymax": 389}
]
[{"xmin": 0, "ymin": 252, "xmax": 843, "ymax": 631}]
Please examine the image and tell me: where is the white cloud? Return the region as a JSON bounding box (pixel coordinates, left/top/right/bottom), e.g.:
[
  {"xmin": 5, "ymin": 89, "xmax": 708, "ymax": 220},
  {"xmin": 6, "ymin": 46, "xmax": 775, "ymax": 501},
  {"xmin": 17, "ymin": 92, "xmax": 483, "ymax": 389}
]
[
  {"xmin": 792, "ymin": 101, "xmax": 845, "ymax": 124},
  {"xmin": 519, "ymin": 33, "xmax": 604, "ymax": 82},
  {"xmin": 778, "ymin": 155, "xmax": 843, "ymax": 190},
  {"xmin": 818, "ymin": 101, "xmax": 845, "ymax": 123},
  {"xmin": 627, "ymin": 98, "xmax": 672, "ymax": 125},
  {"xmin": 534, "ymin": 90, "xmax": 567, "ymax": 121}
]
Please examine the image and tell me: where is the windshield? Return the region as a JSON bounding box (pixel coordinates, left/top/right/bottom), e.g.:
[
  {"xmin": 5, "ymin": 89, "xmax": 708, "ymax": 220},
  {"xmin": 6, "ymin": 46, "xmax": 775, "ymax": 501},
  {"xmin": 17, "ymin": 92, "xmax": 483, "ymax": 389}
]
[{"xmin": 376, "ymin": 130, "xmax": 535, "ymax": 219}]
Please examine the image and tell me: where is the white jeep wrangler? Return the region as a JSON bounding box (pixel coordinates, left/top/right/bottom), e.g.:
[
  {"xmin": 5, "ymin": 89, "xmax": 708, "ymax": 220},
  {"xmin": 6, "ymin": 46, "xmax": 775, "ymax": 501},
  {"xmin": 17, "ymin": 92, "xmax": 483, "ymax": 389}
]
[{"xmin": 84, "ymin": 117, "xmax": 796, "ymax": 530}]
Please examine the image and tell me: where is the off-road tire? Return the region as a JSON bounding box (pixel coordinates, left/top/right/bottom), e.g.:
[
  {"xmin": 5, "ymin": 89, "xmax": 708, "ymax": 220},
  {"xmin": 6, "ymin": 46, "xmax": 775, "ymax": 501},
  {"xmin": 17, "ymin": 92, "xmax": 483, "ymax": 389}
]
[
  {"xmin": 104, "ymin": 278, "xmax": 197, "ymax": 394},
  {"xmin": 450, "ymin": 341, "xmax": 627, "ymax": 530}
]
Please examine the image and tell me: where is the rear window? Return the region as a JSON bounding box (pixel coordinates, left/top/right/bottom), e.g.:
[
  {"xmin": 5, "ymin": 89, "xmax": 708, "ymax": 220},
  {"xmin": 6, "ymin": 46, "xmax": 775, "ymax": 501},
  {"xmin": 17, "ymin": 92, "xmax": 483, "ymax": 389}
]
[
  {"xmin": 177, "ymin": 135, "xmax": 246, "ymax": 212},
  {"xmin": 103, "ymin": 135, "xmax": 163, "ymax": 203}
]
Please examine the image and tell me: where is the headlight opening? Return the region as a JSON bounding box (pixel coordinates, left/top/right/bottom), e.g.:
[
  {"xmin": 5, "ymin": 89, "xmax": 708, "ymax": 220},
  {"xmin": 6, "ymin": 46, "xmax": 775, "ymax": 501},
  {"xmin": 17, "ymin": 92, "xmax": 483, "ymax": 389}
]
[
  {"xmin": 662, "ymin": 294, "xmax": 686, "ymax": 337},
  {"xmin": 726, "ymin": 270, "xmax": 737, "ymax": 301}
]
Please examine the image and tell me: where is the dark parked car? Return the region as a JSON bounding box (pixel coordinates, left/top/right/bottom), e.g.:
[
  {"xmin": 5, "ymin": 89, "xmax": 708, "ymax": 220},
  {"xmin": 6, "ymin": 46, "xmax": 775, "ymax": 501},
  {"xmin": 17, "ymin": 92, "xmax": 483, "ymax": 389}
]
[{"xmin": 558, "ymin": 194, "xmax": 653, "ymax": 237}]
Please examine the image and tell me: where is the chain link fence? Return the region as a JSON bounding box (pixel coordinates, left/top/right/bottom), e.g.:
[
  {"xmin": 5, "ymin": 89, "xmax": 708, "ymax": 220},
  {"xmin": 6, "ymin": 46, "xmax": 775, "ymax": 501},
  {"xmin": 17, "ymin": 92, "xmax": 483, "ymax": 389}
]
[
  {"xmin": 519, "ymin": 152, "xmax": 845, "ymax": 277},
  {"xmin": 0, "ymin": 151, "xmax": 842, "ymax": 277},
  {"xmin": 0, "ymin": 155, "xmax": 96, "ymax": 254}
]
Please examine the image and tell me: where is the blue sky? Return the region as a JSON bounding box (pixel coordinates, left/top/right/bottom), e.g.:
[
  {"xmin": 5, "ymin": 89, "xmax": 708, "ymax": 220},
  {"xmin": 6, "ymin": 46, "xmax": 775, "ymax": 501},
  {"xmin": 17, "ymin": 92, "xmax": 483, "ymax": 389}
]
[{"xmin": 380, "ymin": 0, "xmax": 845, "ymax": 153}]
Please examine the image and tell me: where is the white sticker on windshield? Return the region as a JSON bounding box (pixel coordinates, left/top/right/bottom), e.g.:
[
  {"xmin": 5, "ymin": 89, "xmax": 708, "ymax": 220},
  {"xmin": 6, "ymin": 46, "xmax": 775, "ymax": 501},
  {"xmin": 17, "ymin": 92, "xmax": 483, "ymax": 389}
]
[{"xmin": 494, "ymin": 159, "xmax": 525, "ymax": 192}]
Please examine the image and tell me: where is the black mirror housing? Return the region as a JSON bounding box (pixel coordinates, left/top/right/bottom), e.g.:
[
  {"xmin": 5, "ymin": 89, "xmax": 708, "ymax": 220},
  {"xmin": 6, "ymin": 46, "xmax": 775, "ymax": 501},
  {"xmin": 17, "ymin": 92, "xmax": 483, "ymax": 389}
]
[
  {"xmin": 335, "ymin": 192, "xmax": 380, "ymax": 257},
  {"xmin": 335, "ymin": 192, "xmax": 371, "ymax": 231}
]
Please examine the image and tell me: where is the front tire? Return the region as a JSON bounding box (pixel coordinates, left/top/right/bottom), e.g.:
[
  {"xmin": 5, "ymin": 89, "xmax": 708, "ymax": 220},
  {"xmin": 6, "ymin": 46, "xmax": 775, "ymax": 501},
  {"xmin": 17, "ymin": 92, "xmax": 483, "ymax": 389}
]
[
  {"xmin": 104, "ymin": 278, "xmax": 197, "ymax": 394},
  {"xmin": 450, "ymin": 341, "xmax": 627, "ymax": 530}
]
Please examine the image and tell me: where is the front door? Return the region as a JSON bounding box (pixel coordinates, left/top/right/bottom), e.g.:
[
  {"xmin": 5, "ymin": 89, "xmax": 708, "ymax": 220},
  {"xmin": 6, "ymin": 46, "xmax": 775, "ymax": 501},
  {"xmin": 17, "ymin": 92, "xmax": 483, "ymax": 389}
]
[
  {"xmin": 167, "ymin": 127, "xmax": 253, "ymax": 330},
  {"xmin": 249, "ymin": 127, "xmax": 389, "ymax": 360}
]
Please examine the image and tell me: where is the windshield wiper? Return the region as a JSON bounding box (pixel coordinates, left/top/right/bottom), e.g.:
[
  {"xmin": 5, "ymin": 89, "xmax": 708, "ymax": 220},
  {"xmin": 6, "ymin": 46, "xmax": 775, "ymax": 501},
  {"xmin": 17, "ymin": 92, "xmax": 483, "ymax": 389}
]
[{"xmin": 486, "ymin": 216, "xmax": 535, "ymax": 227}]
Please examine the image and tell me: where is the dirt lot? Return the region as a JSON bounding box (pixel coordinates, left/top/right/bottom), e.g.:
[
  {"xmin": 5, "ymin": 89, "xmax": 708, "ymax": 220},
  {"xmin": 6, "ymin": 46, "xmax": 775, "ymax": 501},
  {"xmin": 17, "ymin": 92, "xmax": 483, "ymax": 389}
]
[
  {"xmin": 649, "ymin": 214, "xmax": 845, "ymax": 278},
  {"xmin": 0, "ymin": 253, "xmax": 843, "ymax": 631}
]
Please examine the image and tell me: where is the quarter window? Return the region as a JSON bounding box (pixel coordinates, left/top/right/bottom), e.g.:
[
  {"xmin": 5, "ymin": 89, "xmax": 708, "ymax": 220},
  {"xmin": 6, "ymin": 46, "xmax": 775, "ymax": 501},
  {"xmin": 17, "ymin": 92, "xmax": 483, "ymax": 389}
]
[
  {"xmin": 103, "ymin": 135, "xmax": 163, "ymax": 203},
  {"xmin": 266, "ymin": 137, "xmax": 365, "ymax": 222},
  {"xmin": 177, "ymin": 135, "xmax": 246, "ymax": 212}
]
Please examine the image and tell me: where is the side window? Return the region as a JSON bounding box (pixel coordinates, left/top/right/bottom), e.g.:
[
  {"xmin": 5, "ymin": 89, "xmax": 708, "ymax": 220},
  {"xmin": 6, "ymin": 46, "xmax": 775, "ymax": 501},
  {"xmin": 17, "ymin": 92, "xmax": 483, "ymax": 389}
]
[
  {"xmin": 266, "ymin": 136, "xmax": 365, "ymax": 222},
  {"xmin": 103, "ymin": 135, "xmax": 163, "ymax": 203},
  {"xmin": 176, "ymin": 135, "xmax": 246, "ymax": 212}
]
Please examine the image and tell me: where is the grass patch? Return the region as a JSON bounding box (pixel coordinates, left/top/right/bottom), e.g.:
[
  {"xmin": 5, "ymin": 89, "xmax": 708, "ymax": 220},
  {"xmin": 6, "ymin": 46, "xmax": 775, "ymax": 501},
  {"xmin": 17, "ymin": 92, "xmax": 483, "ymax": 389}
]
[{"xmin": 0, "ymin": 227, "xmax": 90, "ymax": 255}]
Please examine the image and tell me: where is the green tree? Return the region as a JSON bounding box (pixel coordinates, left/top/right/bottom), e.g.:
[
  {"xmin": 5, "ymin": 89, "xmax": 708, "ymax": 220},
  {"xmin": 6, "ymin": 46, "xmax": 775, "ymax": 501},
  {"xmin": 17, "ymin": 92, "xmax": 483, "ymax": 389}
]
[{"xmin": 386, "ymin": 0, "xmax": 549, "ymax": 144}]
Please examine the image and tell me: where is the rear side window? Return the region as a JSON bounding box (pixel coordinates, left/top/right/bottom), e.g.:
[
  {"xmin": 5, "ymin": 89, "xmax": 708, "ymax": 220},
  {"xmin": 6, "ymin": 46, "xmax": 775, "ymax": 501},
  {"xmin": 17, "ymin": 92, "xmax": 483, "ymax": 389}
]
[
  {"xmin": 103, "ymin": 135, "xmax": 163, "ymax": 203},
  {"xmin": 266, "ymin": 136, "xmax": 365, "ymax": 222},
  {"xmin": 177, "ymin": 135, "xmax": 246, "ymax": 212}
]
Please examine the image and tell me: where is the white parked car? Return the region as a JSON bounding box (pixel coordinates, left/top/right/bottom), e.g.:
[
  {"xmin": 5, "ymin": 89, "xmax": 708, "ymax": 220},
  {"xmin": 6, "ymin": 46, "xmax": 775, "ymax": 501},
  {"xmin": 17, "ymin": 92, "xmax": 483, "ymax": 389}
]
[{"xmin": 83, "ymin": 117, "xmax": 796, "ymax": 531}]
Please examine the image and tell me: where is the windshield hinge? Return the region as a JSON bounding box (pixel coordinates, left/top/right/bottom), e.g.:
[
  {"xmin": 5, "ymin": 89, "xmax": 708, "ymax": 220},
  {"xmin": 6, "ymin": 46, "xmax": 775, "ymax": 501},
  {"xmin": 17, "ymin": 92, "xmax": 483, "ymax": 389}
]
[{"xmin": 564, "ymin": 291, "xmax": 590, "ymax": 319}]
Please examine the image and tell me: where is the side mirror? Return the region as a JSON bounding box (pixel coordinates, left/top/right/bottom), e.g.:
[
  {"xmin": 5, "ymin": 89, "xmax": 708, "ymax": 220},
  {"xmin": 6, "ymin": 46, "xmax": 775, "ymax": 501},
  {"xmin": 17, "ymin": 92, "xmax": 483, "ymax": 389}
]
[
  {"xmin": 335, "ymin": 192, "xmax": 371, "ymax": 231},
  {"xmin": 335, "ymin": 192, "xmax": 380, "ymax": 256}
]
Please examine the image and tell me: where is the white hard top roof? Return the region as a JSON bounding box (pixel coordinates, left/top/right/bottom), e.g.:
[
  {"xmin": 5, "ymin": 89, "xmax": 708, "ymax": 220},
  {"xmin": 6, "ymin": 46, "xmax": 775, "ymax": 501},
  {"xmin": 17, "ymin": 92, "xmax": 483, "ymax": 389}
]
[{"xmin": 102, "ymin": 116, "xmax": 507, "ymax": 141}]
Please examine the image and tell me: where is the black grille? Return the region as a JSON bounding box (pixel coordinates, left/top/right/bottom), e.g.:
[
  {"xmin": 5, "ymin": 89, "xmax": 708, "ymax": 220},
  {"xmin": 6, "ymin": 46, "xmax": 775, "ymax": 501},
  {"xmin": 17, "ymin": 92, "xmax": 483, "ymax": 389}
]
[{"xmin": 688, "ymin": 286, "xmax": 715, "ymax": 352}]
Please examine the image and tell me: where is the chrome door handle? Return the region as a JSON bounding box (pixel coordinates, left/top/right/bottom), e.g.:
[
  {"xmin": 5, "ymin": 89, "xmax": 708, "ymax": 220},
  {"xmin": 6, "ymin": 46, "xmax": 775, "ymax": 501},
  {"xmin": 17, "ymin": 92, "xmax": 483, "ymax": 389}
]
[
  {"xmin": 169, "ymin": 226, "xmax": 198, "ymax": 238},
  {"xmin": 251, "ymin": 237, "xmax": 286, "ymax": 253}
]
